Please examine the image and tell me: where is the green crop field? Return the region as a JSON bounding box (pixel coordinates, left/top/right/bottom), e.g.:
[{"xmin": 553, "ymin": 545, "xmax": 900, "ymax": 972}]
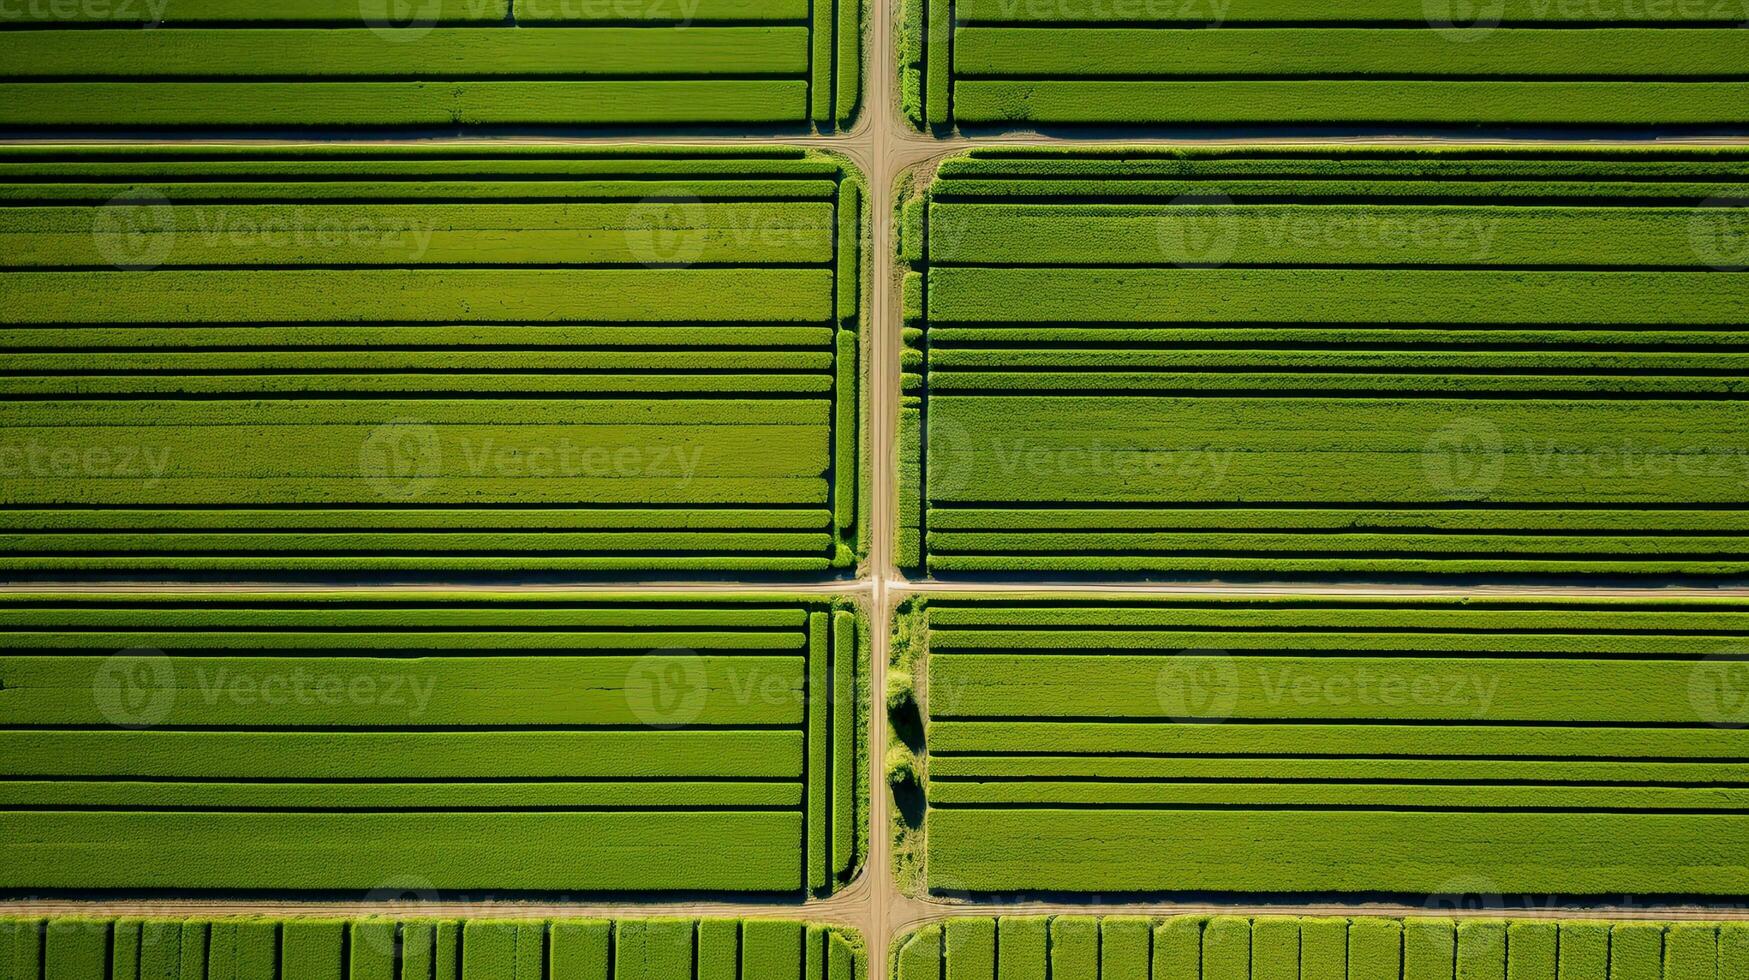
[
  {"xmin": 0, "ymin": 146, "xmax": 865, "ymax": 574},
  {"xmin": 895, "ymin": 916, "xmax": 1738, "ymax": 980},
  {"xmin": 898, "ymin": 0, "xmax": 1749, "ymax": 131},
  {"xmin": 894, "ymin": 594, "xmax": 1749, "ymax": 896},
  {"xmin": 898, "ymin": 147, "xmax": 1749, "ymax": 579},
  {"xmin": 0, "ymin": 0, "xmax": 860, "ymax": 132},
  {"xmin": 0, "ymin": 917, "xmax": 863, "ymax": 980},
  {"xmin": 0, "ymin": 592, "xmax": 864, "ymax": 895}
]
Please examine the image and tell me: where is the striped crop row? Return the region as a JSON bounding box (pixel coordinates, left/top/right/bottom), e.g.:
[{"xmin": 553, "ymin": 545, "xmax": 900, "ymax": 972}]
[
  {"xmin": 0, "ymin": 592, "xmax": 864, "ymax": 895},
  {"xmin": 0, "ymin": 0, "xmax": 860, "ymax": 132},
  {"xmin": 897, "ymin": 594, "xmax": 1749, "ymax": 896},
  {"xmin": 0, "ymin": 917, "xmax": 863, "ymax": 980},
  {"xmin": 895, "ymin": 916, "xmax": 1739, "ymax": 980},
  {"xmin": 0, "ymin": 146, "xmax": 864, "ymax": 575},
  {"xmin": 898, "ymin": 147, "xmax": 1749, "ymax": 579},
  {"xmin": 900, "ymin": 0, "xmax": 1749, "ymax": 131}
]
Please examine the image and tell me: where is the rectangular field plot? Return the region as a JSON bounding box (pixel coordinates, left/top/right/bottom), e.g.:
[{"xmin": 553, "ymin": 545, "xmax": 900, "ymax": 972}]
[
  {"xmin": 900, "ymin": 594, "xmax": 1749, "ymax": 896},
  {"xmin": 898, "ymin": 0, "xmax": 1749, "ymax": 131},
  {"xmin": 0, "ymin": 917, "xmax": 864, "ymax": 980},
  {"xmin": 0, "ymin": 592, "xmax": 864, "ymax": 895},
  {"xmin": 0, "ymin": 2, "xmax": 859, "ymax": 132},
  {"xmin": 896, "ymin": 916, "xmax": 1737, "ymax": 980},
  {"xmin": 897, "ymin": 147, "xmax": 1749, "ymax": 580},
  {"xmin": 0, "ymin": 146, "xmax": 864, "ymax": 576}
]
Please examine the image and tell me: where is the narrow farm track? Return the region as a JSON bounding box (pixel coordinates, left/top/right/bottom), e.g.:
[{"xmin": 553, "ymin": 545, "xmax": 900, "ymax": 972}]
[{"xmin": 7, "ymin": 0, "xmax": 1749, "ymax": 973}]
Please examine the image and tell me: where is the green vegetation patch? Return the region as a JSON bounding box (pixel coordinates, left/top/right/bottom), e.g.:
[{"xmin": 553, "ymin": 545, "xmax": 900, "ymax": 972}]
[
  {"xmin": 902, "ymin": 592, "xmax": 1749, "ymax": 896},
  {"xmin": 1, "ymin": 918, "xmax": 863, "ymax": 980},
  {"xmin": 899, "ymin": 1, "xmax": 1749, "ymax": 131},
  {"xmin": 895, "ymin": 917, "xmax": 1741, "ymax": 980},
  {"xmin": 0, "ymin": 2, "xmax": 859, "ymax": 132},
  {"xmin": 898, "ymin": 146, "xmax": 1749, "ymax": 579},
  {"xmin": 0, "ymin": 146, "xmax": 865, "ymax": 576},
  {"xmin": 0, "ymin": 591, "xmax": 863, "ymax": 895}
]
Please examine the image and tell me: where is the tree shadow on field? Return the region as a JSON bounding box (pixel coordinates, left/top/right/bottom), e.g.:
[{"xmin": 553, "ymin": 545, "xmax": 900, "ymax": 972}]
[{"xmin": 890, "ymin": 686, "xmax": 925, "ymax": 755}]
